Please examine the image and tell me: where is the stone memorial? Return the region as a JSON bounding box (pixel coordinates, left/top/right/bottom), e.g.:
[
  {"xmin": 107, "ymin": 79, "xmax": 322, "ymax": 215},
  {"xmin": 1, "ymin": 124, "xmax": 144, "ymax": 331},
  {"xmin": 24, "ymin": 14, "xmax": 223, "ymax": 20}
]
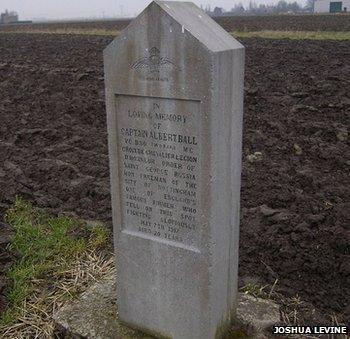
[{"xmin": 104, "ymin": 1, "xmax": 244, "ymax": 338}]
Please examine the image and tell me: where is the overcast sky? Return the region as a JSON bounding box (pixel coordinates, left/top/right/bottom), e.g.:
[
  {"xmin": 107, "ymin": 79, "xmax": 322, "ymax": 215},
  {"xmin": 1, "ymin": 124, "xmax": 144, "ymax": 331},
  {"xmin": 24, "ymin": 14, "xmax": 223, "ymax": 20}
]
[{"xmin": 1, "ymin": 0, "xmax": 298, "ymax": 20}]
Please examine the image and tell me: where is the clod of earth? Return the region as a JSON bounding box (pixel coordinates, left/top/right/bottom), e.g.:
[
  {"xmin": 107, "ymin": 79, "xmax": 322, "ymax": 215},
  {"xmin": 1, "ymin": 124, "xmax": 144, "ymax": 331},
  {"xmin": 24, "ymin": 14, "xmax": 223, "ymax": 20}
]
[{"xmin": 247, "ymin": 152, "xmax": 263, "ymax": 163}]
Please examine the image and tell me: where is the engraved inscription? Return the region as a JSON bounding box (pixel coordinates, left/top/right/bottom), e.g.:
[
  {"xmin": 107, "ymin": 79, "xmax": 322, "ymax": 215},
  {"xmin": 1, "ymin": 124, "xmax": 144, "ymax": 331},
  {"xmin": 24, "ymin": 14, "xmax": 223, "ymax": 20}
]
[{"xmin": 116, "ymin": 95, "xmax": 200, "ymax": 248}]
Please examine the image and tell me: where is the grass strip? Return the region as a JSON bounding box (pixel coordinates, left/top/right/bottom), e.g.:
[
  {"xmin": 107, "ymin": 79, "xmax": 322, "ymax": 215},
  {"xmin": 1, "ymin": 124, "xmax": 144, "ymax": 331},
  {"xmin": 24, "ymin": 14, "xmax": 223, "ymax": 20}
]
[
  {"xmin": 233, "ymin": 30, "xmax": 350, "ymax": 40},
  {"xmin": 0, "ymin": 198, "xmax": 110, "ymax": 329},
  {"xmin": 1, "ymin": 29, "xmax": 350, "ymax": 40}
]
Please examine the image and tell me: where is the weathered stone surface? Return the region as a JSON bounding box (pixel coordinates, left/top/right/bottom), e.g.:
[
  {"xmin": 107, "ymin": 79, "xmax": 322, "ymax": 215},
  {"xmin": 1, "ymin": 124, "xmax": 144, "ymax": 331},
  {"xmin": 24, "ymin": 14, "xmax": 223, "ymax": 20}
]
[
  {"xmin": 235, "ymin": 294, "xmax": 280, "ymax": 338},
  {"xmin": 53, "ymin": 273, "xmax": 152, "ymax": 339},
  {"xmin": 104, "ymin": 1, "xmax": 244, "ymax": 338},
  {"xmin": 53, "ymin": 274, "xmax": 280, "ymax": 339}
]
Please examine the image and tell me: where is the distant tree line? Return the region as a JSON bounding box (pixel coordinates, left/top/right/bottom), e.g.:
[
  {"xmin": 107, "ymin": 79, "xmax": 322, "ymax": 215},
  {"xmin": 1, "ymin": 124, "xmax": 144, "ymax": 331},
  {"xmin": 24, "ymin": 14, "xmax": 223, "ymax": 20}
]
[{"xmin": 202, "ymin": 0, "xmax": 314, "ymax": 16}]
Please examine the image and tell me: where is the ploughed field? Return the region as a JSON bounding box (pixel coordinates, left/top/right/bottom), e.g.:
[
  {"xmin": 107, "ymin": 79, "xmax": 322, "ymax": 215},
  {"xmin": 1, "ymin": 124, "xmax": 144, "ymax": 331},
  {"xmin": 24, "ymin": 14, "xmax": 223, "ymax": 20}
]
[
  {"xmin": 0, "ymin": 34, "xmax": 349, "ymax": 321},
  {"xmin": 1, "ymin": 14, "xmax": 350, "ymax": 33}
]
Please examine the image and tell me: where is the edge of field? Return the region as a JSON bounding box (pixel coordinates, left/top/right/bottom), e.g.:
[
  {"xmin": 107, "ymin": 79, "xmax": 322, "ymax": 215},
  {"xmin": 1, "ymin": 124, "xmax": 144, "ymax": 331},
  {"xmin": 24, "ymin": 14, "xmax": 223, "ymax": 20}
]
[{"xmin": 1, "ymin": 29, "xmax": 350, "ymax": 40}]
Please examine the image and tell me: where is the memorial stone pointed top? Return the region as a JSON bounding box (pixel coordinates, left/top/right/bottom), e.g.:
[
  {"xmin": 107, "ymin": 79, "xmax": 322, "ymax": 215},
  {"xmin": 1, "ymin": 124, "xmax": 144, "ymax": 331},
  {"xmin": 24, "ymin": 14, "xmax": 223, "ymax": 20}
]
[{"xmin": 104, "ymin": 1, "xmax": 244, "ymax": 338}]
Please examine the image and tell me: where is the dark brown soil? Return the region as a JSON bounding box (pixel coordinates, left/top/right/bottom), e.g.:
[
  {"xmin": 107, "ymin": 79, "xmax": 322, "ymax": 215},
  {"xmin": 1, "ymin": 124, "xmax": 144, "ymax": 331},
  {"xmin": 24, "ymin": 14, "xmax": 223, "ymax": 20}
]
[
  {"xmin": 216, "ymin": 14, "xmax": 350, "ymax": 31},
  {"xmin": 1, "ymin": 14, "xmax": 350, "ymax": 33},
  {"xmin": 0, "ymin": 34, "xmax": 349, "ymax": 322}
]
